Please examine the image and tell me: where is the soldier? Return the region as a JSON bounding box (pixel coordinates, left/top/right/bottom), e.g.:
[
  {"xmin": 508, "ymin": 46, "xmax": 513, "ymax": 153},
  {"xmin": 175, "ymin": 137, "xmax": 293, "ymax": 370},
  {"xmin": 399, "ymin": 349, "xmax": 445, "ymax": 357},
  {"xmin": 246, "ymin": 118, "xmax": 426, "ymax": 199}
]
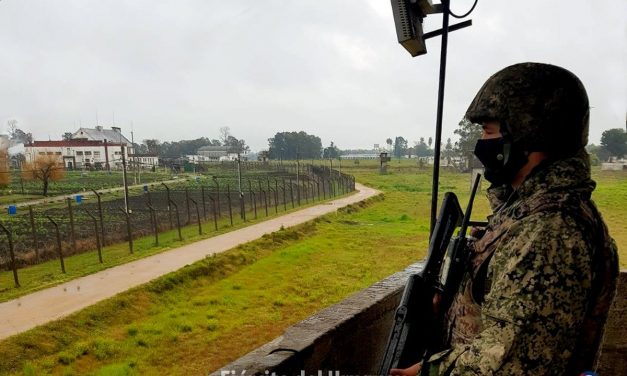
[{"xmin": 391, "ymin": 63, "xmax": 619, "ymax": 375}]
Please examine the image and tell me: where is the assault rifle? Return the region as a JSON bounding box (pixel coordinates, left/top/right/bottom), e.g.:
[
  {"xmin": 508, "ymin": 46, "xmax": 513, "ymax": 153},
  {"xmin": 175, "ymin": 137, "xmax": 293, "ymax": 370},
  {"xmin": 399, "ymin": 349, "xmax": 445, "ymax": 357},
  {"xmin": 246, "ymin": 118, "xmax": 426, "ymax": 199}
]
[{"xmin": 379, "ymin": 174, "xmax": 483, "ymax": 376}]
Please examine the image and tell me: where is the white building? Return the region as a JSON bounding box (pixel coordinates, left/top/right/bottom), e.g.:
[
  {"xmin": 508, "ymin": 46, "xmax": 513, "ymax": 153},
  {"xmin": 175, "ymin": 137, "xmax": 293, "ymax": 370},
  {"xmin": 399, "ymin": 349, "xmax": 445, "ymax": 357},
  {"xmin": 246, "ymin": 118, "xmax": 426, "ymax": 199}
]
[
  {"xmin": 128, "ymin": 153, "xmax": 160, "ymax": 169},
  {"xmin": 24, "ymin": 140, "xmax": 129, "ymax": 170},
  {"xmin": 71, "ymin": 126, "xmax": 132, "ymax": 147}
]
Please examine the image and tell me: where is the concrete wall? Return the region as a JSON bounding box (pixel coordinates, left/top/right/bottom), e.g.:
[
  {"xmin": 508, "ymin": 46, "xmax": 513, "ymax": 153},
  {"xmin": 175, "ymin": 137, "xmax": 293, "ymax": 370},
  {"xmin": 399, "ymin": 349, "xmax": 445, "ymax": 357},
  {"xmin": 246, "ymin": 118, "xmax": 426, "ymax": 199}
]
[{"xmin": 213, "ymin": 266, "xmax": 627, "ymax": 376}]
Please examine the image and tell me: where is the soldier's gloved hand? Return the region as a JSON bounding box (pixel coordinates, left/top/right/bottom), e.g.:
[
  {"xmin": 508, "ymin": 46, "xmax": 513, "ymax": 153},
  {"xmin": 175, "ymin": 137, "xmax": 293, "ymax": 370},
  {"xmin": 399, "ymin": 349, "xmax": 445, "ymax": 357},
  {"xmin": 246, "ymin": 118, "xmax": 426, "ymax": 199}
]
[{"xmin": 390, "ymin": 362, "xmax": 421, "ymax": 376}]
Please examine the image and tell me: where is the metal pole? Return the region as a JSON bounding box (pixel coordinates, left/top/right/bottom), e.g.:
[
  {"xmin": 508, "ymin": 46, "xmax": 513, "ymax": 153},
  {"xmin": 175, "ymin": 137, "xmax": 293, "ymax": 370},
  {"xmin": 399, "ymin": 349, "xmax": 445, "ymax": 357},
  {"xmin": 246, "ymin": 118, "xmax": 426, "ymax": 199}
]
[
  {"xmin": 46, "ymin": 216, "xmax": 65, "ymax": 273},
  {"xmin": 190, "ymin": 198, "xmax": 202, "ymax": 235},
  {"xmin": 84, "ymin": 209, "xmax": 103, "ymax": 263},
  {"xmin": 91, "ymin": 189, "xmax": 105, "ymax": 246},
  {"xmin": 430, "ymin": 0, "xmax": 450, "ymax": 237},
  {"xmin": 0, "ymin": 222, "xmax": 20, "ymax": 287},
  {"xmin": 29, "ymin": 206, "xmax": 39, "ymax": 263},
  {"xmin": 121, "ymin": 144, "xmax": 130, "ymax": 213},
  {"xmin": 67, "ymin": 198, "xmax": 77, "ymax": 253},
  {"xmin": 118, "ymin": 207, "xmax": 133, "ymax": 254}
]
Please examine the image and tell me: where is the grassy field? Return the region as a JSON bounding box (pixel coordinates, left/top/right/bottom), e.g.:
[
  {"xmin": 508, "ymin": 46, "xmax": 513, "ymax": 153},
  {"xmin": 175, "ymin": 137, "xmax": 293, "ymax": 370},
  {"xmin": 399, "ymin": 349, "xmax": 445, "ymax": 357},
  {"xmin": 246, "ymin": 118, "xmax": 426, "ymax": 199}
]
[{"xmin": 0, "ymin": 160, "xmax": 624, "ymax": 375}]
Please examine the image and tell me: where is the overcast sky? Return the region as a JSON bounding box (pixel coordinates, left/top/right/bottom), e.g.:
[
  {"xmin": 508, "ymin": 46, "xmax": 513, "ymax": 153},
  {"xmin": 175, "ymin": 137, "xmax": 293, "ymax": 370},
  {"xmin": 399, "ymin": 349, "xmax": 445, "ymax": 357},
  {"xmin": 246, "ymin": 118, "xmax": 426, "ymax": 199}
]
[{"xmin": 0, "ymin": 0, "xmax": 624, "ymax": 151}]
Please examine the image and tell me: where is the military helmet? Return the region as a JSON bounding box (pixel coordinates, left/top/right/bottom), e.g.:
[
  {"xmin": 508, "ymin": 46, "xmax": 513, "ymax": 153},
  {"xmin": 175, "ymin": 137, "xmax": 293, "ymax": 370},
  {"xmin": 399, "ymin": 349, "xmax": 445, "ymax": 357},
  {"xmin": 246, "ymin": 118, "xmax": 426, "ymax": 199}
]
[{"xmin": 465, "ymin": 62, "xmax": 590, "ymax": 156}]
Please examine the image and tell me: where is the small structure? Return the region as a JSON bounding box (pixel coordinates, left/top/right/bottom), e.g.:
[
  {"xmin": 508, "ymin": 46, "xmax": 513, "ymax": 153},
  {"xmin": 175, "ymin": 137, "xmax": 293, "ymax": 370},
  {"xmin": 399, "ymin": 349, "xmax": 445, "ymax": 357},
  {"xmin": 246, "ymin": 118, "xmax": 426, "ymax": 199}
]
[{"xmin": 379, "ymin": 152, "xmax": 391, "ymax": 174}]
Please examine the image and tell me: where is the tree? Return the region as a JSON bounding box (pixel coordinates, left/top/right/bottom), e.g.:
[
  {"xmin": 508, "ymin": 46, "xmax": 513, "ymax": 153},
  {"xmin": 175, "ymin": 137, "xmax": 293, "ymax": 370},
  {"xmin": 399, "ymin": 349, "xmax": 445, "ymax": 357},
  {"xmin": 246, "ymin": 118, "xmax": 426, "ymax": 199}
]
[
  {"xmin": 267, "ymin": 131, "xmax": 322, "ymax": 160},
  {"xmin": 21, "ymin": 155, "xmax": 65, "ymax": 196},
  {"xmin": 586, "ymin": 144, "xmax": 611, "ymax": 164},
  {"xmin": 428, "ymin": 137, "xmax": 433, "ymax": 148},
  {"xmin": 323, "ymin": 142, "xmax": 340, "ymax": 159},
  {"xmin": 224, "ymin": 135, "xmax": 250, "ymax": 155},
  {"xmin": 444, "ymin": 138, "xmax": 455, "ymax": 166},
  {"xmin": 600, "ymin": 128, "xmax": 627, "ymax": 159},
  {"xmin": 393, "ymin": 136, "xmax": 408, "ymax": 159},
  {"xmin": 454, "ymin": 118, "xmax": 483, "ymax": 168},
  {"xmin": 413, "ymin": 138, "xmax": 433, "ymax": 157},
  {"xmin": 219, "ymin": 126, "xmax": 231, "ymax": 146},
  {"xmin": 7, "ymin": 119, "xmax": 33, "ymax": 144},
  {"xmin": 143, "ymin": 139, "xmax": 161, "ymax": 154},
  {"xmin": 386, "ymin": 138, "xmax": 393, "ymax": 151},
  {"xmin": 62, "ymin": 132, "xmax": 73, "ymax": 141}
]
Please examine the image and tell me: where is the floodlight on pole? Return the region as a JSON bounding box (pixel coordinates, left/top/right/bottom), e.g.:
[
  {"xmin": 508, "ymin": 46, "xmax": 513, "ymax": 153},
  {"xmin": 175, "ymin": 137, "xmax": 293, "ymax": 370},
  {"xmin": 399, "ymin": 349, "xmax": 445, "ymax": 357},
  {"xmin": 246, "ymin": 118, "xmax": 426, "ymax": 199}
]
[{"xmin": 389, "ymin": 0, "xmax": 474, "ymax": 236}]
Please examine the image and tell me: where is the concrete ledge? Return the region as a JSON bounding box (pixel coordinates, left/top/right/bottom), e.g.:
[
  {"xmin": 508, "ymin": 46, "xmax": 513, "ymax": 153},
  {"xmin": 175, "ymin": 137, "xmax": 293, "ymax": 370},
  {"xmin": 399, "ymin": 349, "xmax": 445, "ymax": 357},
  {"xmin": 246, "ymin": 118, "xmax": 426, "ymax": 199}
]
[
  {"xmin": 214, "ymin": 268, "xmax": 627, "ymax": 376},
  {"xmin": 211, "ymin": 262, "xmax": 424, "ymax": 376}
]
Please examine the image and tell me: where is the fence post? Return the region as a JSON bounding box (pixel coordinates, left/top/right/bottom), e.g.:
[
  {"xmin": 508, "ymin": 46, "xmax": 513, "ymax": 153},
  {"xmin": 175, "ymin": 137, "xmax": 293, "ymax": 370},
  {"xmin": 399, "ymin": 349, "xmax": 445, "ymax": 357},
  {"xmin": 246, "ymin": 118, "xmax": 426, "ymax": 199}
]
[
  {"xmin": 281, "ymin": 179, "xmax": 287, "ymax": 211},
  {"xmin": 212, "ymin": 176, "xmax": 221, "ymax": 218},
  {"xmin": 190, "ymin": 198, "xmax": 202, "ymax": 235},
  {"xmin": 169, "ymin": 199, "xmax": 183, "ymax": 241},
  {"xmin": 240, "ymin": 192, "xmax": 246, "ymax": 221},
  {"xmin": 226, "ymin": 184, "xmax": 233, "ymax": 226},
  {"xmin": 67, "ymin": 198, "xmax": 77, "ymax": 253},
  {"xmin": 0, "ymin": 222, "xmax": 19, "ymax": 287},
  {"xmin": 201, "ymin": 186, "xmax": 207, "ymax": 220},
  {"xmin": 185, "ymin": 188, "xmax": 191, "ymax": 224},
  {"xmin": 46, "ymin": 215, "xmax": 65, "ymax": 273},
  {"xmin": 84, "ymin": 209, "xmax": 103, "ymax": 263},
  {"xmin": 262, "ymin": 189, "xmax": 268, "ymax": 216},
  {"xmin": 209, "ymin": 195, "xmax": 218, "ymax": 231},
  {"xmin": 147, "ymin": 204, "xmax": 159, "ymax": 245},
  {"xmin": 29, "ymin": 206, "xmax": 39, "ymax": 263},
  {"xmin": 289, "ymin": 179, "xmax": 295, "ymax": 208},
  {"xmin": 118, "ymin": 207, "xmax": 133, "ymax": 254},
  {"xmin": 162, "ymin": 182, "xmax": 173, "ymax": 229},
  {"xmin": 274, "ymin": 180, "xmax": 279, "ymax": 213},
  {"xmin": 91, "ymin": 189, "xmax": 106, "ymax": 246}
]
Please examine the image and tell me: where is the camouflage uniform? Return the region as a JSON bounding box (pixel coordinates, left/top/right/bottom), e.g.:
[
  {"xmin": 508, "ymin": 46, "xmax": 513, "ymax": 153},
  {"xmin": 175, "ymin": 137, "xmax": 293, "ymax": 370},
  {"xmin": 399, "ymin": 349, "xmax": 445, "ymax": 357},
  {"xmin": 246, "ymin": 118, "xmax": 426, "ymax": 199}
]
[{"xmin": 429, "ymin": 151, "xmax": 619, "ymax": 375}]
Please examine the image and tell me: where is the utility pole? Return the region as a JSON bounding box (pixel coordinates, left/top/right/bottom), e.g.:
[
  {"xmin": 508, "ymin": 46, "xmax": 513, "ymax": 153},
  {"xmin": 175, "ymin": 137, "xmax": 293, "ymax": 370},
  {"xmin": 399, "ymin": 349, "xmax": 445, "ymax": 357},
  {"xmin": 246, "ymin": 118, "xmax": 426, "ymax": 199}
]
[{"xmin": 121, "ymin": 144, "xmax": 130, "ymax": 213}]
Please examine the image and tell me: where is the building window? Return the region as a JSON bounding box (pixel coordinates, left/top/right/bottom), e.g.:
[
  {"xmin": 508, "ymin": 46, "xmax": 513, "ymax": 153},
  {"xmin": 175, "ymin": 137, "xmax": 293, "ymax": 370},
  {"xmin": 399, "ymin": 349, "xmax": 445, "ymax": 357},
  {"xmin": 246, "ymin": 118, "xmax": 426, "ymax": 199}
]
[
  {"xmin": 55, "ymin": 152, "xmax": 62, "ymax": 155},
  {"xmin": 76, "ymin": 151, "xmax": 83, "ymax": 156},
  {"xmin": 85, "ymin": 151, "xmax": 92, "ymax": 156},
  {"xmin": 94, "ymin": 151, "xmax": 101, "ymax": 157}
]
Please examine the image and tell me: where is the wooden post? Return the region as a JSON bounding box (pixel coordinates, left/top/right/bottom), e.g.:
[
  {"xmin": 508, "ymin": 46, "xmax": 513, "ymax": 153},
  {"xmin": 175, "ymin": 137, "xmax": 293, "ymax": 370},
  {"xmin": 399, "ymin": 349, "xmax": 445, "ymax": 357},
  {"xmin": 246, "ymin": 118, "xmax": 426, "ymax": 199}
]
[
  {"xmin": 67, "ymin": 198, "xmax": 77, "ymax": 253},
  {"xmin": 169, "ymin": 199, "xmax": 182, "ymax": 241},
  {"xmin": 190, "ymin": 198, "xmax": 202, "ymax": 235},
  {"xmin": 147, "ymin": 204, "xmax": 159, "ymax": 246}
]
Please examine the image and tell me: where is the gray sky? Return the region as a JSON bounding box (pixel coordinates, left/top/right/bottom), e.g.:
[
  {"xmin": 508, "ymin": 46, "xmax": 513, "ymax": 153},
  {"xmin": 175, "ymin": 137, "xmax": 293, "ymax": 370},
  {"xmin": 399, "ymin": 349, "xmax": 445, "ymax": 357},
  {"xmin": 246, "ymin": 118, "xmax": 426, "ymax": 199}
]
[{"xmin": 1, "ymin": 0, "xmax": 625, "ymax": 152}]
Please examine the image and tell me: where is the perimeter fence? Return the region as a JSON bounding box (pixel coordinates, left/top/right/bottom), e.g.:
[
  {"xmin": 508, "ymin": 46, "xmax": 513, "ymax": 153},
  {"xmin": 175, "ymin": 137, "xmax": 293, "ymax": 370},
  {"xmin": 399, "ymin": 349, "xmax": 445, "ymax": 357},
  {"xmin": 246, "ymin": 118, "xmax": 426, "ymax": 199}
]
[{"xmin": 0, "ymin": 164, "xmax": 355, "ymax": 286}]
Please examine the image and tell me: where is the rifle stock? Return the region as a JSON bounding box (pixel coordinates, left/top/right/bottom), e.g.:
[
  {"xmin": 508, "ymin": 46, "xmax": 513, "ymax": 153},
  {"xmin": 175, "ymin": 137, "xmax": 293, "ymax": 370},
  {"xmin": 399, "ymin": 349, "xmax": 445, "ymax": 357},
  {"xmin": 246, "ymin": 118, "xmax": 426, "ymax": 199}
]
[{"xmin": 378, "ymin": 174, "xmax": 482, "ymax": 375}]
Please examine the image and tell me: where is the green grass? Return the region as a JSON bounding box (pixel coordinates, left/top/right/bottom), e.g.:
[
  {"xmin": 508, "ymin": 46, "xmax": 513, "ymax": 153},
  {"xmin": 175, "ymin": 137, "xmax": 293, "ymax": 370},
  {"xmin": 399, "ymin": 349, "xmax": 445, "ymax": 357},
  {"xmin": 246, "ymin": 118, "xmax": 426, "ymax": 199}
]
[
  {"xmin": 0, "ymin": 160, "xmax": 624, "ymax": 375},
  {"xmin": 0, "ymin": 187, "xmax": 351, "ymax": 303}
]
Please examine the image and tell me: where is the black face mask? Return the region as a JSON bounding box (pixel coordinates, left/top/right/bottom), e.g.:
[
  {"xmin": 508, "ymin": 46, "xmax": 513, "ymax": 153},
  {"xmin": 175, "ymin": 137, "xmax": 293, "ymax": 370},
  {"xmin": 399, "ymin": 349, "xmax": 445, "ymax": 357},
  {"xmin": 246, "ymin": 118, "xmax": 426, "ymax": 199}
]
[{"xmin": 474, "ymin": 137, "xmax": 528, "ymax": 186}]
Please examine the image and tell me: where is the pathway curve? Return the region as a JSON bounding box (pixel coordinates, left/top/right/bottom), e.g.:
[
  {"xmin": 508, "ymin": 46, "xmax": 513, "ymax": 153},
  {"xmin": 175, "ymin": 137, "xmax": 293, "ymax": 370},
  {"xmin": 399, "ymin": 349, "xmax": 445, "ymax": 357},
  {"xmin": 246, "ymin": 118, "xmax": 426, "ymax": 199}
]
[{"xmin": 0, "ymin": 183, "xmax": 379, "ymax": 340}]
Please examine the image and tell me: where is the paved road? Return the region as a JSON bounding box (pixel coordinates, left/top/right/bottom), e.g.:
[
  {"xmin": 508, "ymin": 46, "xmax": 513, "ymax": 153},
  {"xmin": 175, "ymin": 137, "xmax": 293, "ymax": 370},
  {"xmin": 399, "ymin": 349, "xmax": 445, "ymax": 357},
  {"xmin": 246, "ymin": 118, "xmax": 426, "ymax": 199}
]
[{"xmin": 0, "ymin": 183, "xmax": 379, "ymax": 340}]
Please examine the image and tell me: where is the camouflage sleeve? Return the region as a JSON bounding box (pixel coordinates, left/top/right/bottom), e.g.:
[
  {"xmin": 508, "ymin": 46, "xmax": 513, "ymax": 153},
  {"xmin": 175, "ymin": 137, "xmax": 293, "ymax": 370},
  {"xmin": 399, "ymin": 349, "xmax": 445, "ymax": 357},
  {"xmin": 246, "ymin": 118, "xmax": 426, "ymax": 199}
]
[{"xmin": 430, "ymin": 212, "xmax": 593, "ymax": 375}]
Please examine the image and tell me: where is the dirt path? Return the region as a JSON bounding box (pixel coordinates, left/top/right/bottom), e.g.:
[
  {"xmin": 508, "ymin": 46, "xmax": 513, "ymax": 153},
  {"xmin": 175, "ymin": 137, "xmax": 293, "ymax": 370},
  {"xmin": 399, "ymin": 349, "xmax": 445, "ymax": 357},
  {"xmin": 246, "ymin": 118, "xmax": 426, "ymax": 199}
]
[{"xmin": 0, "ymin": 183, "xmax": 379, "ymax": 340}]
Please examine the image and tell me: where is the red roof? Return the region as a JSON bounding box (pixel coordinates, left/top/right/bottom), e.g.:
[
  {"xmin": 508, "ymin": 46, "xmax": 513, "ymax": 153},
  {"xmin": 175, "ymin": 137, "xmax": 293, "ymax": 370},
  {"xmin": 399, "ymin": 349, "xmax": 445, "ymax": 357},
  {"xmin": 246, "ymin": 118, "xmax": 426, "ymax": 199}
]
[{"xmin": 27, "ymin": 140, "xmax": 123, "ymax": 147}]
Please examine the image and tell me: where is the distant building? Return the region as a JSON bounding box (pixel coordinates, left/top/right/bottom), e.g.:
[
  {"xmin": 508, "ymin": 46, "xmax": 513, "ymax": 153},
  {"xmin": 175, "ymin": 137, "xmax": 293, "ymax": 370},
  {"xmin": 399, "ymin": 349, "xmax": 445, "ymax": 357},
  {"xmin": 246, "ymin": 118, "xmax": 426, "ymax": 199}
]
[
  {"xmin": 71, "ymin": 126, "xmax": 133, "ymax": 147},
  {"xmin": 128, "ymin": 153, "xmax": 159, "ymax": 169},
  {"xmin": 197, "ymin": 145, "xmax": 246, "ymax": 161},
  {"xmin": 24, "ymin": 140, "xmax": 128, "ymax": 170}
]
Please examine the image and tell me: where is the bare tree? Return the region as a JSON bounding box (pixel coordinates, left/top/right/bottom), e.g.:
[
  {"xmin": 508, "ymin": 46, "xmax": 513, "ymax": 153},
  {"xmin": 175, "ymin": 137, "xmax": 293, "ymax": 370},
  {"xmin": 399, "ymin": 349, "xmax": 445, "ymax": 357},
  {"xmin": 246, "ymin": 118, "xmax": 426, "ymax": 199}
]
[
  {"xmin": 219, "ymin": 126, "xmax": 231, "ymax": 146},
  {"xmin": 21, "ymin": 155, "xmax": 65, "ymax": 196}
]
